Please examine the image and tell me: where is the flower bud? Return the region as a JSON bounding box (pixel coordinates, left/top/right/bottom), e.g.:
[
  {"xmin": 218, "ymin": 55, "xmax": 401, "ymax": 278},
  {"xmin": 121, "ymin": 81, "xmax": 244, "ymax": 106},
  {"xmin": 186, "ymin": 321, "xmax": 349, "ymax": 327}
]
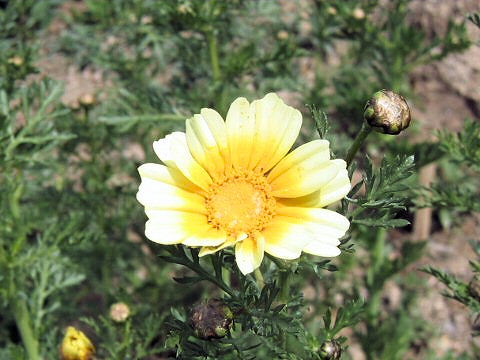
[
  {"xmin": 79, "ymin": 94, "xmax": 96, "ymax": 107},
  {"xmin": 352, "ymin": 8, "xmax": 365, "ymax": 20},
  {"xmin": 177, "ymin": 4, "xmax": 190, "ymax": 14},
  {"xmin": 319, "ymin": 339, "xmax": 342, "ymax": 360},
  {"xmin": 469, "ymin": 275, "xmax": 480, "ymax": 300},
  {"xmin": 8, "ymin": 56, "xmax": 24, "ymax": 66},
  {"xmin": 364, "ymin": 90, "xmax": 411, "ymax": 135},
  {"xmin": 60, "ymin": 326, "xmax": 95, "ymax": 360},
  {"xmin": 327, "ymin": 7, "xmax": 337, "ymax": 16},
  {"xmin": 190, "ymin": 299, "xmax": 234, "ymax": 340},
  {"xmin": 110, "ymin": 302, "xmax": 130, "ymax": 322},
  {"xmin": 277, "ymin": 30, "xmax": 289, "ymax": 40},
  {"xmin": 141, "ymin": 15, "xmax": 153, "ymax": 25}
]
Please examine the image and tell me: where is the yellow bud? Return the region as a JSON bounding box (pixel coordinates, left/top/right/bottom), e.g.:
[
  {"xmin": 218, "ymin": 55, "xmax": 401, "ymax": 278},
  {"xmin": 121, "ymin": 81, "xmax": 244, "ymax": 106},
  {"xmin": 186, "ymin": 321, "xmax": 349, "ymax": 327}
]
[
  {"xmin": 60, "ymin": 326, "xmax": 95, "ymax": 360},
  {"xmin": 277, "ymin": 30, "xmax": 289, "ymax": 40},
  {"xmin": 177, "ymin": 4, "xmax": 190, "ymax": 14},
  {"xmin": 110, "ymin": 302, "xmax": 130, "ymax": 322},
  {"xmin": 8, "ymin": 56, "xmax": 23, "ymax": 66},
  {"xmin": 79, "ymin": 94, "xmax": 96, "ymax": 107},
  {"xmin": 141, "ymin": 15, "xmax": 153, "ymax": 25},
  {"xmin": 327, "ymin": 7, "xmax": 337, "ymax": 16},
  {"xmin": 352, "ymin": 8, "xmax": 365, "ymax": 20}
]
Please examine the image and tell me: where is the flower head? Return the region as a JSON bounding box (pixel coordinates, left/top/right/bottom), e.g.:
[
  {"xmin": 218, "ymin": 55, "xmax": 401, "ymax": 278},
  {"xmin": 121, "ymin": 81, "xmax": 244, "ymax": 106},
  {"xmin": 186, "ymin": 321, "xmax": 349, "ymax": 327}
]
[
  {"xmin": 320, "ymin": 339, "xmax": 342, "ymax": 359},
  {"xmin": 110, "ymin": 302, "xmax": 130, "ymax": 322},
  {"xmin": 190, "ymin": 299, "xmax": 234, "ymax": 339},
  {"xmin": 60, "ymin": 326, "xmax": 95, "ymax": 360},
  {"xmin": 364, "ymin": 90, "xmax": 411, "ymax": 135},
  {"xmin": 137, "ymin": 93, "xmax": 351, "ymax": 274}
]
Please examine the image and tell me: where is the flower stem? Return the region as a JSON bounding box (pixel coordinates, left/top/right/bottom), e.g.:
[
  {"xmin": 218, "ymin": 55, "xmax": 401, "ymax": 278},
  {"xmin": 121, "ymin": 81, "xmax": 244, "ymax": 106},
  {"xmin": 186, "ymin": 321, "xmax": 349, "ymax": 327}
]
[
  {"xmin": 345, "ymin": 122, "xmax": 372, "ymax": 167},
  {"xmin": 254, "ymin": 268, "xmax": 265, "ymax": 288},
  {"xmin": 278, "ymin": 271, "xmax": 290, "ymax": 303},
  {"xmin": 366, "ymin": 228, "xmax": 387, "ymax": 327},
  {"xmin": 12, "ymin": 298, "xmax": 40, "ymax": 360},
  {"xmin": 207, "ymin": 30, "xmax": 221, "ymax": 82}
]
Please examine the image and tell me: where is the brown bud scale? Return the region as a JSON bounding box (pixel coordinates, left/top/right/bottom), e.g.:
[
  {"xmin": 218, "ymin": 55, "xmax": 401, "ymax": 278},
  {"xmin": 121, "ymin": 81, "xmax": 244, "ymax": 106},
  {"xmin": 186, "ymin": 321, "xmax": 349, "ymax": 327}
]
[
  {"xmin": 190, "ymin": 299, "xmax": 234, "ymax": 340},
  {"xmin": 364, "ymin": 90, "xmax": 411, "ymax": 135}
]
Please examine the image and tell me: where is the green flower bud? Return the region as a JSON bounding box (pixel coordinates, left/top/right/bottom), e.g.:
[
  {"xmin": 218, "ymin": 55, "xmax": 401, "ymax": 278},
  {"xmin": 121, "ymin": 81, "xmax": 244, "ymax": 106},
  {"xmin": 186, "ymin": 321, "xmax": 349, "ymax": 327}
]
[
  {"xmin": 364, "ymin": 90, "xmax": 411, "ymax": 135},
  {"xmin": 320, "ymin": 339, "xmax": 342, "ymax": 360},
  {"xmin": 469, "ymin": 275, "xmax": 480, "ymax": 300},
  {"xmin": 190, "ymin": 299, "xmax": 234, "ymax": 340}
]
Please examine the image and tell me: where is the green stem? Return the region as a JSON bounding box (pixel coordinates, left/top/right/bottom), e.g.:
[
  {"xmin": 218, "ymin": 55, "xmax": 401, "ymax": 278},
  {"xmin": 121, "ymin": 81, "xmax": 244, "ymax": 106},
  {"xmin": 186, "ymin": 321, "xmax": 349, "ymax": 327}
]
[
  {"xmin": 345, "ymin": 122, "xmax": 372, "ymax": 167},
  {"xmin": 366, "ymin": 228, "xmax": 387, "ymax": 327},
  {"xmin": 254, "ymin": 268, "xmax": 264, "ymax": 289},
  {"xmin": 278, "ymin": 271, "xmax": 290, "ymax": 303},
  {"xmin": 207, "ymin": 30, "xmax": 221, "ymax": 82},
  {"xmin": 183, "ymin": 258, "xmax": 236, "ymax": 298},
  {"xmin": 371, "ymin": 228, "xmax": 386, "ymax": 273},
  {"xmin": 12, "ymin": 299, "xmax": 40, "ymax": 360}
]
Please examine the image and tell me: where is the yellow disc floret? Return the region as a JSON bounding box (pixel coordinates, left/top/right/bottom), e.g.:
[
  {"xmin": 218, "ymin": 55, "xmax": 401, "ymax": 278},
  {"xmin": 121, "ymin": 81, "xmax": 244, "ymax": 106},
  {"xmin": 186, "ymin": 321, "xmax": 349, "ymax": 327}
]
[{"xmin": 205, "ymin": 169, "xmax": 276, "ymax": 238}]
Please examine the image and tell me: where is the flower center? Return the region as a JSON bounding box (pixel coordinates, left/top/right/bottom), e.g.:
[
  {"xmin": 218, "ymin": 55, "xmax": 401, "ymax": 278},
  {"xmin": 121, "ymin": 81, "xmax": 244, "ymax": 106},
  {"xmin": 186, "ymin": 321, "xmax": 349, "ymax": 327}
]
[{"xmin": 205, "ymin": 169, "xmax": 276, "ymax": 238}]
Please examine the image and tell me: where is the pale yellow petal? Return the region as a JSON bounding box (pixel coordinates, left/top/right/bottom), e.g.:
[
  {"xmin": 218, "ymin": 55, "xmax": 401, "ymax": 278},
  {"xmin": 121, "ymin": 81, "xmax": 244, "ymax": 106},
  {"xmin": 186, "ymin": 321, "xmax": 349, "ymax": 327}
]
[
  {"xmin": 137, "ymin": 177, "xmax": 206, "ymax": 214},
  {"xmin": 276, "ymin": 206, "xmax": 347, "ymax": 258},
  {"xmin": 153, "ymin": 132, "xmax": 212, "ymax": 191},
  {"xmin": 303, "ymin": 241, "xmax": 341, "ymax": 257},
  {"xmin": 268, "ymin": 139, "xmax": 330, "ymax": 182},
  {"xmin": 144, "ymin": 211, "xmax": 210, "ymax": 244},
  {"xmin": 276, "ymin": 206, "xmax": 350, "ymax": 237},
  {"xmin": 138, "ymin": 163, "xmax": 200, "ymax": 192},
  {"xmin": 186, "ymin": 109, "xmax": 229, "ymax": 177},
  {"xmin": 183, "ymin": 227, "xmax": 227, "ymax": 247},
  {"xmin": 235, "ymin": 236, "xmax": 265, "ymax": 274},
  {"xmin": 276, "ymin": 190, "xmax": 320, "ymax": 208},
  {"xmin": 277, "ymin": 160, "xmax": 350, "ymax": 208},
  {"xmin": 269, "ymin": 160, "xmax": 340, "ymax": 198},
  {"xmin": 317, "ymin": 160, "xmax": 351, "ymax": 207},
  {"xmin": 199, "ymin": 233, "xmax": 247, "ymax": 256},
  {"xmin": 225, "ymin": 93, "xmax": 302, "ymax": 172},
  {"xmin": 262, "ymin": 216, "xmax": 312, "ymax": 260},
  {"xmin": 250, "ymin": 93, "xmax": 302, "ymax": 172},
  {"xmin": 226, "ymin": 97, "xmax": 255, "ymax": 169},
  {"xmin": 137, "ymin": 163, "xmax": 206, "ymax": 213}
]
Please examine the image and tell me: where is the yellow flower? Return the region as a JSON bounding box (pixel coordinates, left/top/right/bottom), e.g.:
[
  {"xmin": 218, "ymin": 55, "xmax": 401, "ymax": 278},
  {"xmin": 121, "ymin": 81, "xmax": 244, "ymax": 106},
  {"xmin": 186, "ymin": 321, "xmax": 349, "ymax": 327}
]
[
  {"xmin": 137, "ymin": 93, "xmax": 351, "ymax": 274},
  {"xmin": 60, "ymin": 326, "xmax": 95, "ymax": 360}
]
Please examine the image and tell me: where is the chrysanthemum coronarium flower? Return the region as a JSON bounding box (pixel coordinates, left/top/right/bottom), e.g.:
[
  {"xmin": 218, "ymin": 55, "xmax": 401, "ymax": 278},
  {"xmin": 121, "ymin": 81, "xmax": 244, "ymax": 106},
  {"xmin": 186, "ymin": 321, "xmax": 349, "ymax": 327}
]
[{"xmin": 137, "ymin": 93, "xmax": 351, "ymax": 274}]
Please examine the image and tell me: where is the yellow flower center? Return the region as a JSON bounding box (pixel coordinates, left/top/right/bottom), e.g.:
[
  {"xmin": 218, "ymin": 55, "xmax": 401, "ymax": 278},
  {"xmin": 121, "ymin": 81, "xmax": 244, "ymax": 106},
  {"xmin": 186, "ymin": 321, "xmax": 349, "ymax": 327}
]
[{"xmin": 205, "ymin": 169, "xmax": 276, "ymax": 237}]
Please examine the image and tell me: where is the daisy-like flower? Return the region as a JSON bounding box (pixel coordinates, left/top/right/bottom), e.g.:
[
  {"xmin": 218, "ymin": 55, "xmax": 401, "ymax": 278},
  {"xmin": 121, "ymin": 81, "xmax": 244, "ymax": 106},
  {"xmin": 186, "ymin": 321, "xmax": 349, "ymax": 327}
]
[{"xmin": 137, "ymin": 93, "xmax": 351, "ymax": 275}]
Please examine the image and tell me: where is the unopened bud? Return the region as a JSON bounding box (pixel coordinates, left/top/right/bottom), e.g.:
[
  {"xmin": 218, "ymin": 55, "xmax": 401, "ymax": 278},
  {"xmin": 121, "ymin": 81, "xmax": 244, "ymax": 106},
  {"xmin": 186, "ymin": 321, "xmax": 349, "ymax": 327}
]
[
  {"xmin": 327, "ymin": 7, "xmax": 337, "ymax": 16},
  {"xmin": 177, "ymin": 4, "xmax": 190, "ymax": 14},
  {"xmin": 110, "ymin": 302, "xmax": 130, "ymax": 322},
  {"xmin": 469, "ymin": 275, "xmax": 480, "ymax": 300},
  {"xmin": 8, "ymin": 56, "xmax": 23, "ymax": 66},
  {"xmin": 320, "ymin": 339, "xmax": 342, "ymax": 360},
  {"xmin": 60, "ymin": 326, "xmax": 95, "ymax": 360},
  {"xmin": 364, "ymin": 90, "xmax": 411, "ymax": 135},
  {"xmin": 352, "ymin": 8, "xmax": 365, "ymax": 20},
  {"xmin": 190, "ymin": 299, "xmax": 234, "ymax": 340},
  {"xmin": 141, "ymin": 15, "xmax": 153, "ymax": 25},
  {"xmin": 277, "ymin": 30, "xmax": 289, "ymax": 40},
  {"xmin": 79, "ymin": 94, "xmax": 96, "ymax": 107}
]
